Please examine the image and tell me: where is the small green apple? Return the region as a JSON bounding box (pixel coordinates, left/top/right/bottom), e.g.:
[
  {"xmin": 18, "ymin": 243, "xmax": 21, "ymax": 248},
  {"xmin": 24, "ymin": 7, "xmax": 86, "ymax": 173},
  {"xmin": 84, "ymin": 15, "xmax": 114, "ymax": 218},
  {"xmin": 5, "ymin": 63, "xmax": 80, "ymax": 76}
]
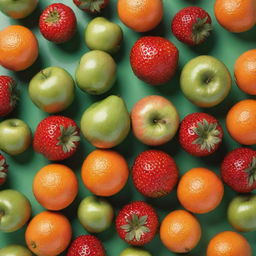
[
  {"xmin": 0, "ymin": 245, "xmax": 32, "ymax": 256},
  {"xmin": 85, "ymin": 17, "xmax": 123, "ymax": 53},
  {"xmin": 0, "ymin": 119, "xmax": 32, "ymax": 155},
  {"xmin": 120, "ymin": 247, "xmax": 152, "ymax": 256},
  {"xmin": 78, "ymin": 196, "xmax": 114, "ymax": 233}
]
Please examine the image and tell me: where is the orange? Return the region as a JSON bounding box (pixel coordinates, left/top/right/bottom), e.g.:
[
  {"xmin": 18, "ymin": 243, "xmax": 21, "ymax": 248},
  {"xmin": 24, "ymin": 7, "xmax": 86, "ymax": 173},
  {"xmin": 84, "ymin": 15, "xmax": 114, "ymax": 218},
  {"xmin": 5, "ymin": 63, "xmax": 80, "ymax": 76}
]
[
  {"xmin": 234, "ymin": 49, "xmax": 256, "ymax": 95},
  {"xmin": 117, "ymin": 0, "xmax": 163, "ymax": 32},
  {"xmin": 206, "ymin": 231, "xmax": 252, "ymax": 256},
  {"xmin": 214, "ymin": 0, "xmax": 256, "ymax": 33},
  {"xmin": 0, "ymin": 25, "xmax": 38, "ymax": 71},
  {"xmin": 81, "ymin": 149, "xmax": 129, "ymax": 196},
  {"xmin": 33, "ymin": 164, "xmax": 78, "ymax": 211},
  {"xmin": 25, "ymin": 211, "xmax": 72, "ymax": 256},
  {"xmin": 160, "ymin": 210, "xmax": 201, "ymax": 253},
  {"xmin": 226, "ymin": 99, "xmax": 256, "ymax": 145},
  {"xmin": 177, "ymin": 168, "xmax": 224, "ymax": 214}
]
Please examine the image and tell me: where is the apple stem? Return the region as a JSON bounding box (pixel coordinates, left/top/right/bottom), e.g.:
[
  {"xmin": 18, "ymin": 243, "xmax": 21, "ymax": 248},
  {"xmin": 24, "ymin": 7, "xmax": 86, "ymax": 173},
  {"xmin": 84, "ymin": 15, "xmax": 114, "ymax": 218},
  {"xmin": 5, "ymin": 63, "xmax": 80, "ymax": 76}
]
[
  {"xmin": 0, "ymin": 210, "xmax": 5, "ymax": 219},
  {"xmin": 153, "ymin": 119, "xmax": 166, "ymax": 124}
]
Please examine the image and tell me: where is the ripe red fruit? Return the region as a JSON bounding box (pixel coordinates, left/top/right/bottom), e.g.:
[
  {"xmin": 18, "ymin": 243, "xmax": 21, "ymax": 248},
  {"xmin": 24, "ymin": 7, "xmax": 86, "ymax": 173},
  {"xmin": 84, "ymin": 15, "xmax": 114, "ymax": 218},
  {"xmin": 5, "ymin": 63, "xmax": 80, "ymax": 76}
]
[
  {"xmin": 171, "ymin": 6, "xmax": 212, "ymax": 45},
  {"xmin": 39, "ymin": 3, "xmax": 77, "ymax": 43},
  {"xmin": 132, "ymin": 150, "xmax": 179, "ymax": 198},
  {"xmin": 130, "ymin": 36, "xmax": 179, "ymax": 85},
  {"xmin": 0, "ymin": 153, "xmax": 8, "ymax": 186},
  {"xmin": 221, "ymin": 147, "xmax": 256, "ymax": 193},
  {"xmin": 73, "ymin": 0, "xmax": 109, "ymax": 13},
  {"xmin": 33, "ymin": 115, "xmax": 80, "ymax": 161},
  {"xmin": 116, "ymin": 201, "xmax": 158, "ymax": 246},
  {"xmin": 179, "ymin": 113, "xmax": 223, "ymax": 157},
  {"xmin": 0, "ymin": 76, "xmax": 18, "ymax": 117},
  {"xmin": 67, "ymin": 235, "xmax": 106, "ymax": 256}
]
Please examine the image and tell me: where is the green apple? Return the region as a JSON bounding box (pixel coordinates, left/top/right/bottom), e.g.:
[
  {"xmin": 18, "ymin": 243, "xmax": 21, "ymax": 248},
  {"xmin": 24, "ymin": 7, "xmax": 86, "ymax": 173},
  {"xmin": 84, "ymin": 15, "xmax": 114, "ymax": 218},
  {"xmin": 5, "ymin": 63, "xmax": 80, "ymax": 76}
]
[
  {"xmin": 0, "ymin": 189, "xmax": 31, "ymax": 232},
  {"xmin": 0, "ymin": 0, "xmax": 37, "ymax": 19},
  {"xmin": 131, "ymin": 95, "xmax": 179, "ymax": 146},
  {"xmin": 180, "ymin": 55, "xmax": 231, "ymax": 107},
  {"xmin": 228, "ymin": 195, "xmax": 256, "ymax": 232},
  {"xmin": 0, "ymin": 245, "xmax": 32, "ymax": 256},
  {"xmin": 0, "ymin": 119, "xmax": 32, "ymax": 155},
  {"xmin": 78, "ymin": 196, "xmax": 114, "ymax": 233},
  {"xmin": 120, "ymin": 247, "xmax": 152, "ymax": 256},
  {"xmin": 80, "ymin": 95, "xmax": 130, "ymax": 148},
  {"xmin": 29, "ymin": 66, "xmax": 75, "ymax": 113},
  {"xmin": 75, "ymin": 50, "xmax": 116, "ymax": 95},
  {"xmin": 85, "ymin": 17, "xmax": 123, "ymax": 53}
]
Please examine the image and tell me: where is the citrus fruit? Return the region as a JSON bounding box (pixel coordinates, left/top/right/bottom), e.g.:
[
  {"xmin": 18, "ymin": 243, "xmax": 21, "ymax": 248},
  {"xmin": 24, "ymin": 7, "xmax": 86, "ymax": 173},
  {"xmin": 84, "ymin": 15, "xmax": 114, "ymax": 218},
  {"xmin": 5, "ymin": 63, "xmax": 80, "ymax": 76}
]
[
  {"xmin": 117, "ymin": 0, "xmax": 163, "ymax": 32},
  {"xmin": 33, "ymin": 164, "xmax": 78, "ymax": 211},
  {"xmin": 226, "ymin": 99, "xmax": 256, "ymax": 145},
  {"xmin": 234, "ymin": 49, "xmax": 256, "ymax": 95},
  {"xmin": 25, "ymin": 211, "xmax": 72, "ymax": 256},
  {"xmin": 206, "ymin": 231, "xmax": 252, "ymax": 256},
  {"xmin": 0, "ymin": 25, "xmax": 38, "ymax": 71},
  {"xmin": 177, "ymin": 167, "xmax": 224, "ymax": 214},
  {"xmin": 160, "ymin": 210, "xmax": 201, "ymax": 253},
  {"xmin": 214, "ymin": 0, "xmax": 256, "ymax": 33},
  {"xmin": 81, "ymin": 149, "xmax": 129, "ymax": 196}
]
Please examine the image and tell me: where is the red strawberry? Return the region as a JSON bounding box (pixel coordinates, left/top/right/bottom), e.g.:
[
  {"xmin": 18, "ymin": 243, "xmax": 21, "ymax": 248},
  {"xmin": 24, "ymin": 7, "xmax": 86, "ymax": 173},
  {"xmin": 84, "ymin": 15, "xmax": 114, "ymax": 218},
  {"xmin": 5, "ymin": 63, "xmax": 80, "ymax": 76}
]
[
  {"xmin": 73, "ymin": 0, "xmax": 109, "ymax": 13},
  {"xmin": 116, "ymin": 201, "xmax": 158, "ymax": 246},
  {"xmin": 130, "ymin": 36, "xmax": 179, "ymax": 85},
  {"xmin": 0, "ymin": 153, "xmax": 8, "ymax": 186},
  {"xmin": 0, "ymin": 76, "xmax": 18, "ymax": 117},
  {"xmin": 179, "ymin": 113, "xmax": 223, "ymax": 157},
  {"xmin": 39, "ymin": 3, "xmax": 77, "ymax": 43},
  {"xmin": 132, "ymin": 150, "xmax": 179, "ymax": 198},
  {"xmin": 171, "ymin": 6, "xmax": 212, "ymax": 45},
  {"xmin": 67, "ymin": 235, "xmax": 106, "ymax": 256},
  {"xmin": 221, "ymin": 147, "xmax": 256, "ymax": 193},
  {"xmin": 33, "ymin": 115, "xmax": 80, "ymax": 161}
]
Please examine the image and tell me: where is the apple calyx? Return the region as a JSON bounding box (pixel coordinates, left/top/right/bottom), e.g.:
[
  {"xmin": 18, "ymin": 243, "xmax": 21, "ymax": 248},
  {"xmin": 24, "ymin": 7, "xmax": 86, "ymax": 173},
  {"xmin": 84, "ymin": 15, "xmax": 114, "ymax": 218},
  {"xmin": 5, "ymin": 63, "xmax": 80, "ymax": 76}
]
[
  {"xmin": 245, "ymin": 157, "xmax": 256, "ymax": 186},
  {"xmin": 192, "ymin": 17, "xmax": 212, "ymax": 44},
  {"xmin": 121, "ymin": 214, "xmax": 150, "ymax": 242},
  {"xmin": 0, "ymin": 210, "xmax": 5, "ymax": 219},
  {"xmin": 79, "ymin": 0, "xmax": 105, "ymax": 12},
  {"xmin": 45, "ymin": 8, "xmax": 60, "ymax": 23},
  {"xmin": 0, "ymin": 157, "xmax": 7, "ymax": 179},
  {"xmin": 57, "ymin": 125, "xmax": 80, "ymax": 153},
  {"xmin": 192, "ymin": 119, "xmax": 221, "ymax": 152}
]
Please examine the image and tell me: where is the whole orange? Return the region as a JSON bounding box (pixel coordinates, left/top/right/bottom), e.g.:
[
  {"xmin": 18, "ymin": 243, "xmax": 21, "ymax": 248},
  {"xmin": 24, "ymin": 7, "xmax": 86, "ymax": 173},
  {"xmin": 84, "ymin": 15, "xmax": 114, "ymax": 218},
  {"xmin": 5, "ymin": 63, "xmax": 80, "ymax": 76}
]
[
  {"xmin": 117, "ymin": 0, "xmax": 163, "ymax": 32},
  {"xmin": 177, "ymin": 168, "xmax": 224, "ymax": 214},
  {"xmin": 81, "ymin": 149, "xmax": 129, "ymax": 196},
  {"xmin": 234, "ymin": 49, "xmax": 256, "ymax": 95},
  {"xmin": 25, "ymin": 211, "xmax": 72, "ymax": 256},
  {"xmin": 0, "ymin": 25, "xmax": 38, "ymax": 71},
  {"xmin": 226, "ymin": 99, "xmax": 256, "ymax": 145},
  {"xmin": 206, "ymin": 231, "xmax": 252, "ymax": 256},
  {"xmin": 214, "ymin": 0, "xmax": 256, "ymax": 33},
  {"xmin": 33, "ymin": 164, "xmax": 78, "ymax": 211},
  {"xmin": 160, "ymin": 210, "xmax": 201, "ymax": 253}
]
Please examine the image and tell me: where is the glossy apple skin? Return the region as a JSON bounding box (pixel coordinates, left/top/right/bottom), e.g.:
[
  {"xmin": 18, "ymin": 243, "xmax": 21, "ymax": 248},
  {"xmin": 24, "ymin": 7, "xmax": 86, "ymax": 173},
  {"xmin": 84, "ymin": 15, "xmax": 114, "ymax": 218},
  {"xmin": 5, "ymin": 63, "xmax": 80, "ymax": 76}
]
[
  {"xmin": 0, "ymin": 189, "xmax": 31, "ymax": 232},
  {"xmin": 131, "ymin": 95, "xmax": 179, "ymax": 146},
  {"xmin": 80, "ymin": 95, "xmax": 130, "ymax": 148},
  {"xmin": 78, "ymin": 196, "xmax": 114, "ymax": 233},
  {"xmin": 0, "ymin": 0, "xmax": 38, "ymax": 19},
  {"xmin": 180, "ymin": 55, "xmax": 231, "ymax": 107},
  {"xmin": 228, "ymin": 195, "xmax": 256, "ymax": 232},
  {"xmin": 85, "ymin": 17, "xmax": 123, "ymax": 54},
  {"xmin": 0, "ymin": 245, "xmax": 32, "ymax": 256},
  {"xmin": 76, "ymin": 50, "xmax": 116, "ymax": 95},
  {"xmin": 120, "ymin": 248, "xmax": 152, "ymax": 256},
  {"xmin": 0, "ymin": 119, "xmax": 32, "ymax": 155},
  {"xmin": 29, "ymin": 66, "xmax": 75, "ymax": 113}
]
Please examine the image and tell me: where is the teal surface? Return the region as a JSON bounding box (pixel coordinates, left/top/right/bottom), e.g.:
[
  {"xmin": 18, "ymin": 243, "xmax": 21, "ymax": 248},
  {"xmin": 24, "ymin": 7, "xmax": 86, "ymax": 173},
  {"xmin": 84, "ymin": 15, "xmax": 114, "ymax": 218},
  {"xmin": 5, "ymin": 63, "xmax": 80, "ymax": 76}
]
[{"xmin": 0, "ymin": 0, "xmax": 256, "ymax": 255}]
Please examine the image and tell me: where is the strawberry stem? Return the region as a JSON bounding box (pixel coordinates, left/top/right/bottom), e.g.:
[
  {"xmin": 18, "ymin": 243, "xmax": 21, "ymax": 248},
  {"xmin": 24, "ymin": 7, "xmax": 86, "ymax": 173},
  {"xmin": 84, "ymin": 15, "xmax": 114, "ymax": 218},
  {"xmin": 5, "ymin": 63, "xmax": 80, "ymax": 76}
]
[{"xmin": 192, "ymin": 17, "xmax": 212, "ymax": 45}]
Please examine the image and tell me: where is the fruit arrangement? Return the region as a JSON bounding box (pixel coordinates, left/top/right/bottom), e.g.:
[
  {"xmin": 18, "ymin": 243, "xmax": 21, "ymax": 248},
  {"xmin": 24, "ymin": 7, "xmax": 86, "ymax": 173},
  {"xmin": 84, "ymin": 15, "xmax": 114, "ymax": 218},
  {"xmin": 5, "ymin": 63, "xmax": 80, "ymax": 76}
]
[{"xmin": 0, "ymin": 0, "xmax": 256, "ymax": 255}]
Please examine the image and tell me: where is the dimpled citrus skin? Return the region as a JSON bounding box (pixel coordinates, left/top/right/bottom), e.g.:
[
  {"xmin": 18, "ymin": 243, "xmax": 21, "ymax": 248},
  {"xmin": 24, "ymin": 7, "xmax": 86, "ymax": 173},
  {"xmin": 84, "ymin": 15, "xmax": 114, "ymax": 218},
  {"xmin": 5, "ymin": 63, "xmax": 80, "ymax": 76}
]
[
  {"xmin": 206, "ymin": 231, "xmax": 252, "ymax": 256},
  {"xmin": 132, "ymin": 150, "xmax": 179, "ymax": 198},
  {"xmin": 177, "ymin": 168, "xmax": 224, "ymax": 214},
  {"xmin": 160, "ymin": 210, "xmax": 202, "ymax": 253},
  {"xmin": 130, "ymin": 36, "xmax": 179, "ymax": 85}
]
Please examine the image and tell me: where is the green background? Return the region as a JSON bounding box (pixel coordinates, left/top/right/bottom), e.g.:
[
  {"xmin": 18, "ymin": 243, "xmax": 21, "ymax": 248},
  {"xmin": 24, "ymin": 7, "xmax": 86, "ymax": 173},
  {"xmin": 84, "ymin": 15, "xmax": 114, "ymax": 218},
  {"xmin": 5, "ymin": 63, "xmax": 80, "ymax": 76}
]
[{"xmin": 0, "ymin": 0, "xmax": 256, "ymax": 255}]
